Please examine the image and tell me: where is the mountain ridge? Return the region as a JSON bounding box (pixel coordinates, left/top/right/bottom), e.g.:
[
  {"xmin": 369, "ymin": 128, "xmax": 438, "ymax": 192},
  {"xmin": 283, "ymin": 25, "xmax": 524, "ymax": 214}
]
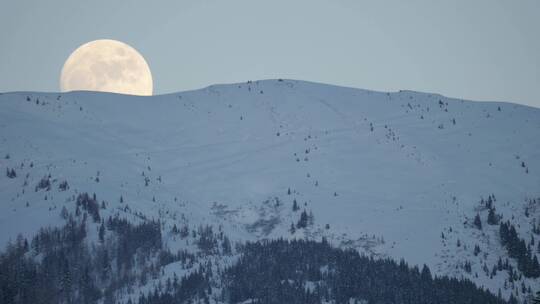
[{"xmin": 2, "ymin": 78, "xmax": 537, "ymax": 109}]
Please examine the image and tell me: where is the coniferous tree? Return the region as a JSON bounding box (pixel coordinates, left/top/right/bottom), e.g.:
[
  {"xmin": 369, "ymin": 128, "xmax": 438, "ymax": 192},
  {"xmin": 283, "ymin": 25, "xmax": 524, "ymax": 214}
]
[
  {"xmin": 464, "ymin": 261, "xmax": 472, "ymax": 273},
  {"xmin": 297, "ymin": 210, "xmax": 308, "ymax": 229},
  {"xmin": 60, "ymin": 206, "xmax": 69, "ymax": 219},
  {"xmin": 474, "ymin": 244, "xmax": 481, "ymax": 256},
  {"xmin": 473, "ymin": 214, "xmax": 482, "ymax": 230},
  {"xmin": 487, "ymin": 207, "xmax": 499, "ymax": 225},
  {"xmin": 58, "ymin": 180, "xmax": 69, "ymax": 191},
  {"xmin": 421, "ymin": 264, "xmax": 432, "ymax": 280},
  {"xmin": 292, "ymin": 199, "xmax": 299, "ymax": 212},
  {"xmin": 290, "ymin": 223, "xmax": 296, "ymax": 234},
  {"xmin": 6, "ymin": 168, "xmax": 16, "ymax": 178},
  {"xmin": 35, "ymin": 176, "xmax": 51, "ymax": 191},
  {"xmin": 99, "ymin": 221, "xmax": 106, "ymax": 243},
  {"xmin": 308, "ymin": 211, "xmax": 314, "ymax": 226},
  {"xmin": 76, "ymin": 193, "xmax": 100, "ymax": 222},
  {"xmin": 179, "ymin": 225, "xmax": 189, "ymax": 239},
  {"xmin": 221, "ymin": 236, "xmax": 232, "ymax": 255}
]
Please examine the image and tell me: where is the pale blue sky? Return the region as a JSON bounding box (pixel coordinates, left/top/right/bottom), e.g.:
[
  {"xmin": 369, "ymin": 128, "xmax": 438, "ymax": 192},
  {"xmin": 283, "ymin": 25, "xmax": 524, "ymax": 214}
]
[{"xmin": 1, "ymin": 0, "xmax": 539, "ymax": 107}]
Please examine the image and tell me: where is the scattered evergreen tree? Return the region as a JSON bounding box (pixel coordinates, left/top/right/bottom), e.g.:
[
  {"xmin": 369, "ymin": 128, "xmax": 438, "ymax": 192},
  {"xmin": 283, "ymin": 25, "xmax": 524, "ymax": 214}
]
[
  {"xmin": 308, "ymin": 211, "xmax": 314, "ymax": 226},
  {"xmin": 179, "ymin": 225, "xmax": 190, "ymax": 239},
  {"xmin": 297, "ymin": 210, "xmax": 309, "ymax": 229},
  {"xmin": 35, "ymin": 176, "xmax": 51, "ymax": 191},
  {"xmin": 487, "ymin": 207, "xmax": 499, "ymax": 225},
  {"xmin": 99, "ymin": 221, "xmax": 106, "ymax": 243},
  {"xmin": 292, "ymin": 199, "xmax": 299, "ymax": 212},
  {"xmin": 474, "ymin": 244, "xmax": 481, "ymax": 256},
  {"xmin": 60, "ymin": 206, "xmax": 69, "ymax": 220},
  {"xmin": 290, "ymin": 223, "xmax": 296, "ymax": 234},
  {"xmin": 171, "ymin": 224, "xmax": 179, "ymax": 234},
  {"xmin": 58, "ymin": 180, "xmax": 69, "ymax": 191},
  {"xmin": 76, "ymin": 192, "xmax": 101, "ymax": 222},
  {"xmin": 473, "ymin": 213, "xmax": 482, "ymax": 230},
  {"xmin": 464, "ymin": 261, "xmax": 472, "ymax": 273},
  {"xmin": 6, "ymin": 167, "xmax": 16, "ymax": 178}
]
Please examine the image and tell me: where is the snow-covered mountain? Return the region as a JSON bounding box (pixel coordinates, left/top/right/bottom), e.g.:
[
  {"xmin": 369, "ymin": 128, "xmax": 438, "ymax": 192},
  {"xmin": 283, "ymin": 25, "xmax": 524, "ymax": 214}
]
[{"xmin": 1, "ymin": 79, "xmax": 539, "ymax": 302}]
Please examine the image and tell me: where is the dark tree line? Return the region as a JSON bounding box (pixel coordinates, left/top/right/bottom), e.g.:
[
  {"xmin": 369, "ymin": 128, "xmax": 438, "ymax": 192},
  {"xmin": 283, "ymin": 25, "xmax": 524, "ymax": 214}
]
[
  {"xmin": 0, "ymin": 216, "xmax": 99, "ymax": 304},
  {"xmin": 224, "ymin": 239, "xmax": 509, "ymax": 304},
  {"xmin": 137, "ymin": 268, "xmax": 211, "ymax": 304},
  {"xmin": 0, "ymin": 212, "xmax": 165, "ymax": 304},
  {"xmin": 4, "ymin": 189, "xmax": 533, "ymax": 304},
  {"xmin": 106, "ymin": 215, "xmax": 162, "ymax": 274},
  {"xmin": 172, "ymin": 224, "xmax": 233, "ymax": 256},
  {"xmin": 196, "ymin": 225, "xmax": 219, "ymax": 255},
  {"xmin": 499, "ymin": 221, "xmax": 540, "ymax": 278},
  {"xmin": 2, "ymin": 222, "xmax": 514, "ymax": 304}
]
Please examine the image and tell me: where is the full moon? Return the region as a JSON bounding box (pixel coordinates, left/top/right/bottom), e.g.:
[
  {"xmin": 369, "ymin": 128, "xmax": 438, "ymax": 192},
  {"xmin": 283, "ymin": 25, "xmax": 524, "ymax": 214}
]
[{"xmin": 60, "ymin": 39, "xmax": 153, "ymax": 96}]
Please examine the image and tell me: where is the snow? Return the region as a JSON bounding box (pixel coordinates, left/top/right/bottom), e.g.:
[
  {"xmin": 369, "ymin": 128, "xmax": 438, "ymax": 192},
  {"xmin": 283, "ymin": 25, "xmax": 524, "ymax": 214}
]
[{"xmin": 1, "ymin": 79, "xmax": 539, "ymax": 298}]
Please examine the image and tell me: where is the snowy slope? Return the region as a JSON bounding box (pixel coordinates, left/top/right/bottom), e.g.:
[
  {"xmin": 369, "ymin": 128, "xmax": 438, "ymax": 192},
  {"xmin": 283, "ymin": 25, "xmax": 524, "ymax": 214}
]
[{"xmin": 1, "ymin": 79, "xmax": 539, "ymax": 298}]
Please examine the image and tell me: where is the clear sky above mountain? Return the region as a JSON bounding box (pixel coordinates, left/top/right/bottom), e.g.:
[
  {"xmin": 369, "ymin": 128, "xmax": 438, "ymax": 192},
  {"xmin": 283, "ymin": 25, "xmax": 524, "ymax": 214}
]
[{"xmin": 0, "ymin": 0, "xmax": 538, "ymax": 107}]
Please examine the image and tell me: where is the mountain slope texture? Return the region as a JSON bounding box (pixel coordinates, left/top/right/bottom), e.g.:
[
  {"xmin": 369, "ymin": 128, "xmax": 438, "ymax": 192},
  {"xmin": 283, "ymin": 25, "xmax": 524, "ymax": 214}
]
[{"xmin": 1, "ymin": 79, "xmax": 539, "ymax": 303}]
